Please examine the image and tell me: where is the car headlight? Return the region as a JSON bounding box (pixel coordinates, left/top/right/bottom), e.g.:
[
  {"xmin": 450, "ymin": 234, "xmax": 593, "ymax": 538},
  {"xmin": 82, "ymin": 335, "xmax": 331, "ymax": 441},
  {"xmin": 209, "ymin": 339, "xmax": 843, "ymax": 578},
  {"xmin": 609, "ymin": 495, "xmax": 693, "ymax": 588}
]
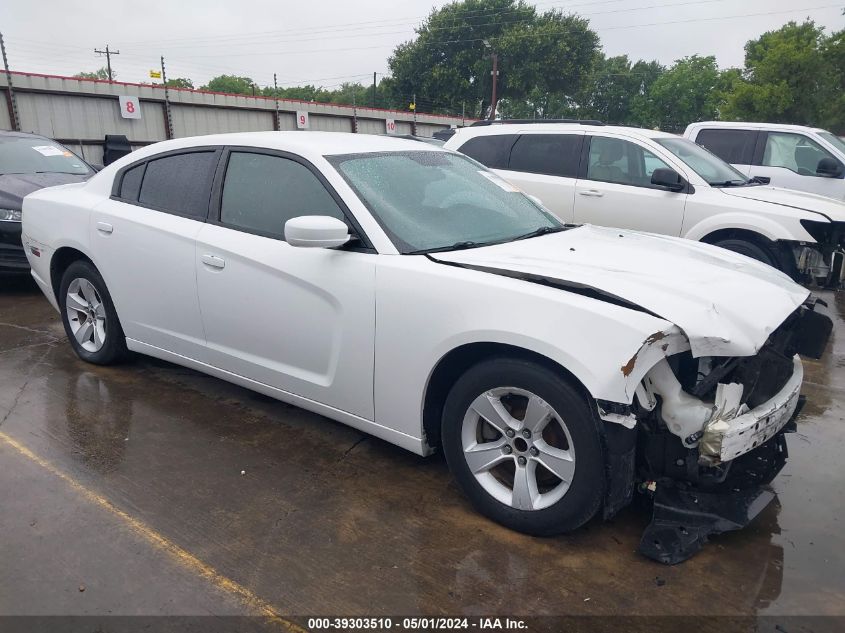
[{"xmin": 0, "ymin": 208, "xmax": 22, "ymax": 222}]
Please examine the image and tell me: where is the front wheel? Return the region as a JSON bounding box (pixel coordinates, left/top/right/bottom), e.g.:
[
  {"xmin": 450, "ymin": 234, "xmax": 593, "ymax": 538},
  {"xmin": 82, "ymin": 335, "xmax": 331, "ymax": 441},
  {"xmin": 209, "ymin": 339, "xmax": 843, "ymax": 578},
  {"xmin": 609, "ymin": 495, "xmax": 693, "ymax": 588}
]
[
  {"xmin": 712, "ymin": 238, "xmax": 778, "ymax": 269},
  {"xmin": 441, "ymin": 358, "xmax": 605, "ymax": 536},
  {"xmin": 59, "ymin": 260, "xmax": 128, "ymax": 365}
]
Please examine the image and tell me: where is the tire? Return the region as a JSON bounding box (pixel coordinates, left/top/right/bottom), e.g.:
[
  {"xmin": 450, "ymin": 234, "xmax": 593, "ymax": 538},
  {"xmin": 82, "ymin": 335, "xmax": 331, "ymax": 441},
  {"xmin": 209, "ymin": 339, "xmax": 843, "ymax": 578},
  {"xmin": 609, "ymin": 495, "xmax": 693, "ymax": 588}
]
[
  {"xmin": 713, "ymin": 238, "xmax": 778, "ymax": 269},
  {"xmin": 441, "ymin": 357, "xmax": 605, "ymax": 536},
  {"xmin": 58, "ymin": 260, "xmax": 128, "ymax": 365}
]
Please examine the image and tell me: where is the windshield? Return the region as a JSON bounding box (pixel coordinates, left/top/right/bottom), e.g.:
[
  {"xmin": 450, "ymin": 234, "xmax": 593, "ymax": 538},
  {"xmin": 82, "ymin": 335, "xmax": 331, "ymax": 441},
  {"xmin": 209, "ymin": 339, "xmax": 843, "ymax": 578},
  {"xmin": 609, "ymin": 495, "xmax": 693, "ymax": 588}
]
[
  {"xmin": 656, "ymin": 137, "xmax": 749, "ymax": 186},
  {"xmin": 0, "ymin": 136, "xmax": 92, "ymax": 176},
  {"xmin": 818, "ymin": 131, "xmax": 845, "ymax": 156},
  {"xmin": 328, "ymin": 150, "xmax": 563, "ymax": 254}
]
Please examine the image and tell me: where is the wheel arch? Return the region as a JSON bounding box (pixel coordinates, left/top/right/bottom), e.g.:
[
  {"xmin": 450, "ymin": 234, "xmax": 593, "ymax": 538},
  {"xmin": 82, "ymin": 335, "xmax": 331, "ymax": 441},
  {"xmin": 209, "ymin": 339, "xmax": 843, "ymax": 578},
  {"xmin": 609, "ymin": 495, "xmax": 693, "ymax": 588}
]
[
  {"xmin": 50, "ymin": 246, "xmax": 96, "ymax": 302},
  {"xmin": 422, "ymin": 342, "xmax": 592, "ymax": 451},
  {"xmin": 699, "ymin": 227, "xmax": 798, "ymax": 278}
]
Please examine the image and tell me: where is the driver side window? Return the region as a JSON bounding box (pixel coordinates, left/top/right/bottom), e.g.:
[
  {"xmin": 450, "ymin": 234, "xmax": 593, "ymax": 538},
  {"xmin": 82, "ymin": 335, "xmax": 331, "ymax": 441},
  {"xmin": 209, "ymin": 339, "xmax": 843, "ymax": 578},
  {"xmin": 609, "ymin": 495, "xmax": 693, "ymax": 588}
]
[
  {"xmin": 219, "ymin": 152, "xmax": 346, "ymax": 238},
  {"xmin": 586, "ymin": 137, "xmax": 671, "ymax": 189},
  {"xmin": 762, "ymin": 132, "xmax": 838, "ymax": 176}
]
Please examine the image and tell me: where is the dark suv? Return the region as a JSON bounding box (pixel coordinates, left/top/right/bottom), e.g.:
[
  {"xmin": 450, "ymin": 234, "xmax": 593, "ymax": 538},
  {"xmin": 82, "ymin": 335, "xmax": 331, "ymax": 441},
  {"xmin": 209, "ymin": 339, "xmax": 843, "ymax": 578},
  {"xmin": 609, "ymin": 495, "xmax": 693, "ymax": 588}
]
[{"xmin": 1, "ymin": 131, "xmax": 96, "ymax": 272}]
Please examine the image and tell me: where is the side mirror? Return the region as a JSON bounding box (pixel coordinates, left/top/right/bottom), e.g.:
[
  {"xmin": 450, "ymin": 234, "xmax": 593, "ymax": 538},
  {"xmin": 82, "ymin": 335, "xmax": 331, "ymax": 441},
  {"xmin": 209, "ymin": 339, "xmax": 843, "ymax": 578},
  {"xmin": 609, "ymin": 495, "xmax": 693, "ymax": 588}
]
[
  {"xmin": 816, "ymin": 157, "xmax": 843, "ymax": 178},
  {"xmin": 651, "ymin": 167, "xmax": 686, "ymax": 192},
  {"xmin": 285, "ymin": 216, "xmax": 351, "ymax": 248}
]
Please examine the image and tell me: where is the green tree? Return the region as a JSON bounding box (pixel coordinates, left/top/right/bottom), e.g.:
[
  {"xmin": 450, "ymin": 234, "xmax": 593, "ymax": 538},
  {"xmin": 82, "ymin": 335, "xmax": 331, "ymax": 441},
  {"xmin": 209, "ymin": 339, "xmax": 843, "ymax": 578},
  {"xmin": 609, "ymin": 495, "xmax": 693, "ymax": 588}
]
[
  {"xmin": 388, "ymin": 0, "xmax": 599, "ymax": 116},
  {"xmin": 820, "ymin": 27, "xmax": 845, "ymax": 132},
  {"xmin": 74, "ymin": 67, "xmax": 112, "ymax": 80},
  {"xmin": 722, "ymin": 21, "xmax": 830, "ymax": 125},
  {"xmin": 572, "ymin": 55, "xmax": 664, "ymax": 124},
  {"xmin": 636, "ymin": 55, "xmax": 723, "ymax": 131},
  {"xmin": 165, "ymin": 77, "xmax": 194, "ymax": 89},
  {"xmin": 202, "ymin": 75, "xmax": 257, "ymax": 95}
]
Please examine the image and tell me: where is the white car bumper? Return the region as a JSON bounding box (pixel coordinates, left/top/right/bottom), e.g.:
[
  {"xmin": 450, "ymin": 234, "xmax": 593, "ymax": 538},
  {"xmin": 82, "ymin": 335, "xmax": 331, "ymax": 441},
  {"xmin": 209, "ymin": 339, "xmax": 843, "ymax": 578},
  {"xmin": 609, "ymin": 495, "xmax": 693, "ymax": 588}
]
[{"xmin": 699, "ymin": 354, "xmax": 803, "ymax": 463}]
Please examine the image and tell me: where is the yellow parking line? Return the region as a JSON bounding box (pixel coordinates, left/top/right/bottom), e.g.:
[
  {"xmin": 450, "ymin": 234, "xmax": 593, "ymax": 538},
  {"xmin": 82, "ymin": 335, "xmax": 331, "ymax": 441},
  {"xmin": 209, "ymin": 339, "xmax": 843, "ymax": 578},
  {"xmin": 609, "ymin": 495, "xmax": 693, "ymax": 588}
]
[{"xmin": 0, "ymin": 431, "xmax": 306, "ymax": 633}]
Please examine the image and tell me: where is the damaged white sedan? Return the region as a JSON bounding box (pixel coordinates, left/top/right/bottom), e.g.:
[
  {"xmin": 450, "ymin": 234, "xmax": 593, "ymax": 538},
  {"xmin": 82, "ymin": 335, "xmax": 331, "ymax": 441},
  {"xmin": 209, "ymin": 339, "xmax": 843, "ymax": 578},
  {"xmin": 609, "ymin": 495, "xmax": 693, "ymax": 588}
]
[{"xmin": 21, "ymin": 132, "xmax": 832, "ymax": 564}]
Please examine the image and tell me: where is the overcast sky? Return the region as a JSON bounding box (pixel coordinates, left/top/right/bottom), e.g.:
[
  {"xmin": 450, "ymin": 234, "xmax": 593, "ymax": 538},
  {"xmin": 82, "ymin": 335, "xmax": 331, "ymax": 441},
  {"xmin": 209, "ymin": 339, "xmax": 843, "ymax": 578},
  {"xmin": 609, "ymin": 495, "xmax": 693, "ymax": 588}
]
[{"xmin": 1, "ymin": 0, "xmax": 843, "ymax": 91}]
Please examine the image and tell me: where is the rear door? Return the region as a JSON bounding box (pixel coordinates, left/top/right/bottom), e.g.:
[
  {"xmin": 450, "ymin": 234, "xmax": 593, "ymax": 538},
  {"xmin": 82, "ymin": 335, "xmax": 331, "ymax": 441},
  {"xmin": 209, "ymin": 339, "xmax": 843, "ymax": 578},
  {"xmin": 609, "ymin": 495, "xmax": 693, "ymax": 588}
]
[
  {"xmin": 194, "ymin": 148, "xmax": 376, "ymax": 419},
  {"xmin": 92, "ymin": 149, "xmax": 219, "ymax": 359},
  {"xmin": 456, "ymin": 132, "xmax": 583, "ymax": 222},
  {"xmin": 573, "ymin": 135, "xmax": 687, "ymax": 235},
  {"xmin": 493, "ymin": 132, "xmax": 584, "ymax": 222}
]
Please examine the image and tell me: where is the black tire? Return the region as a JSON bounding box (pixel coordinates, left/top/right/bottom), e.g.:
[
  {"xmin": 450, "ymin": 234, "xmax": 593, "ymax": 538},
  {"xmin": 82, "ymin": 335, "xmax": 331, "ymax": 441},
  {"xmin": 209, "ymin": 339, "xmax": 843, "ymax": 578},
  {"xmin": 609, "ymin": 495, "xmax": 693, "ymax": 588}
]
[
  {"xmin": 441, "ymin": 357, "xmax": 605, "ymax": 536},
  {"xmin": 713, "ymin": 238, "xmax": 778, "ymax": 269},
  {"xmin": 58, "ymin": 260, "xmax": 128, "ymax": 365}
]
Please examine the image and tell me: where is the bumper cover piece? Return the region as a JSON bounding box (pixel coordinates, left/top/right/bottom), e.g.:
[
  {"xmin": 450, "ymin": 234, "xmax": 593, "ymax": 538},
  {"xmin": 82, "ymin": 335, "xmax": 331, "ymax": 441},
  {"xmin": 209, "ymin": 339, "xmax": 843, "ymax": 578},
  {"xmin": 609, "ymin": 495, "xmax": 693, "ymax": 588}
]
[
  {"xmin": 639, "ymin": 482, "xmax": 776, "ymax": 565},
  {"xmin": 639, "ymin": 432, "xmax": 789, "ymax": 564}
]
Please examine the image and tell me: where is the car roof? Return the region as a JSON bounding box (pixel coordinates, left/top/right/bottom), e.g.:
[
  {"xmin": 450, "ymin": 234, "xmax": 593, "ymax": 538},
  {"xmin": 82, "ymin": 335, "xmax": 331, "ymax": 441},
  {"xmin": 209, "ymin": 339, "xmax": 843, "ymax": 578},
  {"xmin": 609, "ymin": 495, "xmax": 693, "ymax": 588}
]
[
  {"xmin": 687, "ymin": 121, "xmax": 829, "ymax": 134},
  {"xmin": 451, "ymin": 122, "xmax": 677, "ymax": 141},
  {"xmin": 123, "ymin": 131, "xmax": 443, "ymax": 162},
  {"xmin": 0, "ymin": 129, "xmax": 51, "ymax": 141}
]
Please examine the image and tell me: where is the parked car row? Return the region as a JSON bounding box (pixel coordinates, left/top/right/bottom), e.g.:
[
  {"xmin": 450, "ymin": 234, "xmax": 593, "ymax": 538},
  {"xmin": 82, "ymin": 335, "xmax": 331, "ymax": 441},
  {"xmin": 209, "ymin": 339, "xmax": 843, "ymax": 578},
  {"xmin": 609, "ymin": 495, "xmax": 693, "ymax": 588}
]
[
  {"xmin": 444, "ymin": 121, "xmax": 845, "ymax": 288},
  {"xmin": 20, "ymin": 130, "xmax": 833, "ymax": 564}
]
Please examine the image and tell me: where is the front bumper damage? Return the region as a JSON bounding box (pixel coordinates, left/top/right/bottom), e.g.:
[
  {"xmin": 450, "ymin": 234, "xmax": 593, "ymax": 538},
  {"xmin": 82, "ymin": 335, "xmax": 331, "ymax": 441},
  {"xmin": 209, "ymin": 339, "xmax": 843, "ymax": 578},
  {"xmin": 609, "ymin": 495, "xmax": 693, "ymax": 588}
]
[
  {"xmin": 794, "ymin": 220, "xmax": 845, "ymax": 288},
  {"xmin": 600, "ymin": 297, "xmax": 831, "ymax": 564}
]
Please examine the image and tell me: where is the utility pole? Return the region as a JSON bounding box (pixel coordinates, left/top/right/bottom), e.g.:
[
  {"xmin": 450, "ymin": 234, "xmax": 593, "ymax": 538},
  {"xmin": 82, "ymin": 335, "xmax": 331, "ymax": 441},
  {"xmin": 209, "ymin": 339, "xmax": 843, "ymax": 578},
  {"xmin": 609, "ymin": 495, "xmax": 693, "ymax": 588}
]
[
  {"xmin": 94, "ymin": 45, "xmax": 120, "ymax": 81},
  {"xmin": 372, "ymin": 71, "xmax": 377, "ymax": 108},
  {"xmin": 273, "ymin": 73, "xmax": 281, "ymax": 131},
  {"xmin": 160, "ymin": 56, "xmax": 174, "ymax": 139},
  {"xmin": 352, "ymin": 88, "xmax": 358, "ymax": 133},
  {"xmin": 489, "ymin": 52, "xmax": 499, "ymax": 121},
  {"xmin": 461, "ymin": 101, "xmax": 465, "ymax": 127},
  {"xmin": 0, "ymin": 32, "xmax": 20, "ymax": 131},
  {"xmin": 411, "ymin": 92, "xmax": 416, "ymax": 136}
]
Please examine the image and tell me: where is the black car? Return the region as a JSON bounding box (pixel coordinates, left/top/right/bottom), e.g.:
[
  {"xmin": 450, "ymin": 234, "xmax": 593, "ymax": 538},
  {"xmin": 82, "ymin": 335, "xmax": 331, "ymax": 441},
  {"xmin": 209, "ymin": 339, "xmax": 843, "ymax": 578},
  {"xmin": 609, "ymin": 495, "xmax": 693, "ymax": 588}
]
[{"xmin": 1, "ymin": 131, "xmax": 96, "ymax": 272}]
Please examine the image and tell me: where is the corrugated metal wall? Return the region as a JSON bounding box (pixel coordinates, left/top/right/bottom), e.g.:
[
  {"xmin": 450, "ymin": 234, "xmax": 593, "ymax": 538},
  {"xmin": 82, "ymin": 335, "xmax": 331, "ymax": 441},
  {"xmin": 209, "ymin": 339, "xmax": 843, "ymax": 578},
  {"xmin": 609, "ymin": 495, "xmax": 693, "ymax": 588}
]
[{"xmin": 1, "ymin": 72, "xmax": 469, "ymax": 163}]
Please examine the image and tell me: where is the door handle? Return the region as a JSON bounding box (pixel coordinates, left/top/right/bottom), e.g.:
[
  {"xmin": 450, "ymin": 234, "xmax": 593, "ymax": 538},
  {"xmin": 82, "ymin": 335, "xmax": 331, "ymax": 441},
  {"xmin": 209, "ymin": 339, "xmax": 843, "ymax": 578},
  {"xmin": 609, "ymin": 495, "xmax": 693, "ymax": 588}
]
[
  {"xmin": 578, "ymin": 190, "xmax": 604, "ymax": 198},
  {"xmin": 201, "ymin": 254, "xmax": 225, "ymax": 269},
  {"xmin": 96, "ymin": 221, "xmax": 114, "ymax": 234}
]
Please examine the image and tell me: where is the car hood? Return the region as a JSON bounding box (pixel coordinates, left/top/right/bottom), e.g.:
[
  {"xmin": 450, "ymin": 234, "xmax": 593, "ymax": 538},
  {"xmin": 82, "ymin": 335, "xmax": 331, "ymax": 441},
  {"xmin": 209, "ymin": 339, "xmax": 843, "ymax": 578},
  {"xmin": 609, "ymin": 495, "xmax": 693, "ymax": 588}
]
[
  {"xmin": 0, "ymin": 172, "xmax": 90, "ymax": 210},
  {"xmin": 431, "ymin": 225, "xmax": 809, "ymax": 358},
  {"xmin": 719, "ymin": 185, "xmax": 845, "ymax": 222}
]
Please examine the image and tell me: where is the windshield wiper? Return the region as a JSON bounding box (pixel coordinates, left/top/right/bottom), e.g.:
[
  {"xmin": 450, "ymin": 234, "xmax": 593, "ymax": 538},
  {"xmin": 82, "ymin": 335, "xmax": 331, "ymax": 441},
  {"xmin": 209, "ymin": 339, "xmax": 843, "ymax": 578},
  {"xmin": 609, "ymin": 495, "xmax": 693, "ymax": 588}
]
[
  {"xmin": 406, "ymin": 241, "xmax": 486, "ymax": 255},
  {"xmin": 710, "ymin": 179, "xmax": 750, "ymax": 187},
  {"xmin": 513, "ymin": 226, "xmax": 565, "ymax": 241}
]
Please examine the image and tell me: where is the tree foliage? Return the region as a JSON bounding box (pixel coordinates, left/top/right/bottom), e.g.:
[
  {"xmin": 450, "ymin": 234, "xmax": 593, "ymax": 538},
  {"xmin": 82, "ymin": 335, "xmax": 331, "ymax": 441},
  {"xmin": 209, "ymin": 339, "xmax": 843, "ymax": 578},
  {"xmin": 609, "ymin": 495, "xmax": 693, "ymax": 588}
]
[
  {"xmin": 165, "ymin": 77, "xmax": 194, "ymax": 89},
  {"xmin": 201, "ymin": 75, "xmax": 257, "ymax": 94},
  {"xmin": 722, "ymin": 21, "xmax": 833, "ymax": 127},
  {"xmin": 387, "ymin": 0, "xmax": 599, "ymax": 117},
  {"xmin": 74, "ymin": 67, "xmax": 112, "ymax": 80}
]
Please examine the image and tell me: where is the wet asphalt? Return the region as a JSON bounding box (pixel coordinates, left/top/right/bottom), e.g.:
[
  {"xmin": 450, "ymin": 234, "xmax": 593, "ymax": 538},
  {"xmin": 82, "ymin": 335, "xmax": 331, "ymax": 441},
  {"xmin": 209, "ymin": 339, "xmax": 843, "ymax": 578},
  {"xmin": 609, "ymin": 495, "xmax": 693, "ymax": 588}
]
[{"xmin": 0, "ymin": 274, "xmax": 843, "ymax": 623}]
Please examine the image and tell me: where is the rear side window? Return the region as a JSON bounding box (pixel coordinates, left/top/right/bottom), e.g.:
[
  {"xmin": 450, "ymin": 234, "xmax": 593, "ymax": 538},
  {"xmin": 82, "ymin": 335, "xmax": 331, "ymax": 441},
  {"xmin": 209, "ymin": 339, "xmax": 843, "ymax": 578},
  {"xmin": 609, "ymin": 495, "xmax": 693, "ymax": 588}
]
[
  {"xmin": 457, "ymin": 135, "xmax": 517, "ymax": 169},
  {"xmin": 118, "ymin": 164, "xmax": 144, "ymax": 201},
  {"xmin": 508, "ymin": 134, "xmax": 583, "ymax": 178},
  {"xmin": 695, "ymin": 129, "xmax": 757, "ymax": 164},
  {"xmin": 138, "ymin": 151, "xmax": 218, "ymax": 218},
  {"xmin": 219, "ymin": 152, "xmax": 345, "ymax": 238}
]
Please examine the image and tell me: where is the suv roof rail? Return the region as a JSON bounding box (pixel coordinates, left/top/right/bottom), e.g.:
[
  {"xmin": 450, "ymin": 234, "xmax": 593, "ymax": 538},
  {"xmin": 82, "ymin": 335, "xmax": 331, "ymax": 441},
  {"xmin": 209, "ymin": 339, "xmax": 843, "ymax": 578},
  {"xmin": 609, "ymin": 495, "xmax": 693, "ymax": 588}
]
[{"xmin": 469, "ymin": 119, "xmax": 605, "ymax": 127}]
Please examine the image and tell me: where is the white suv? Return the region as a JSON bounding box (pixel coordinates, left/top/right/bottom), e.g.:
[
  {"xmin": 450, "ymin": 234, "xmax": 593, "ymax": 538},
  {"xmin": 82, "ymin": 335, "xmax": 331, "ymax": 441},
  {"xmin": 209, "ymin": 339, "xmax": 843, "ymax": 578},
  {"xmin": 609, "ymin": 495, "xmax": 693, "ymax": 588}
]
[
  {"xmin": 444, "ymin": 121, "xmax": 845, "ymax": 287},
  {"xmin": 685, "ymin": 122, "xmax": 845, "ymax": 201}
]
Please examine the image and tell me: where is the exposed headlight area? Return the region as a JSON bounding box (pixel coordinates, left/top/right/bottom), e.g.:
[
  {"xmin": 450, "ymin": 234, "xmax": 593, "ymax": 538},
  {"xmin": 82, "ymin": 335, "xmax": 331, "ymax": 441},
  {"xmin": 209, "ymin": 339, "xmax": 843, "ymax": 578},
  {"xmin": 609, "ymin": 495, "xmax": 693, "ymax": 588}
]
[
  {"xmin": 0, "ymin": 208, "xmax": 22, "ymax": 222},
  {"xmin": 797, "ymin": 219, "xmax": 845, "ymax": 287}
]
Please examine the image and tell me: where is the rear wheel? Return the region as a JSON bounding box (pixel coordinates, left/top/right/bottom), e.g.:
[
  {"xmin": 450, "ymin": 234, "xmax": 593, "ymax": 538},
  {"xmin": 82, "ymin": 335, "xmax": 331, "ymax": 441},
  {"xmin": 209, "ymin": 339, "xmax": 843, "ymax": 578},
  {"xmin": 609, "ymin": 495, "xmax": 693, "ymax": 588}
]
[
  {"xmin": 59, "ymin": 260, "xmax": 128, "ymax": 365},
  {"xmin": 441, "ymin": 358, "xmax": 605, "ymax": 536}
]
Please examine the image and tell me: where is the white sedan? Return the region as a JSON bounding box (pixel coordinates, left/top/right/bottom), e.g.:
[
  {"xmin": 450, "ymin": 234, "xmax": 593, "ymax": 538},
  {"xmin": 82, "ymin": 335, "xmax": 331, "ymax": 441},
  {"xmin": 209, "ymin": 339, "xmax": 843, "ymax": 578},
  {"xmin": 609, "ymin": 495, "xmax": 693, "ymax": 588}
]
[{"xmin": 21, "ymin": 132, "xmax": 830, "ymax": 562}]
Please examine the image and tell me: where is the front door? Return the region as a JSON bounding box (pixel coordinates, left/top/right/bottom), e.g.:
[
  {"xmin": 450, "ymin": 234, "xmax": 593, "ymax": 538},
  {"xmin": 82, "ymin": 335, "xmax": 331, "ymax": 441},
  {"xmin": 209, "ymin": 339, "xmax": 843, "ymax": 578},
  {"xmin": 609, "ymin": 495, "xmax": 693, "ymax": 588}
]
[
  {"xmin": 194, "ymin": 149, "xmax": 376, "ymax": 419},
  {"xmin": 573, "ymin": 135, "xmax": 688, "ymax": 236}
]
